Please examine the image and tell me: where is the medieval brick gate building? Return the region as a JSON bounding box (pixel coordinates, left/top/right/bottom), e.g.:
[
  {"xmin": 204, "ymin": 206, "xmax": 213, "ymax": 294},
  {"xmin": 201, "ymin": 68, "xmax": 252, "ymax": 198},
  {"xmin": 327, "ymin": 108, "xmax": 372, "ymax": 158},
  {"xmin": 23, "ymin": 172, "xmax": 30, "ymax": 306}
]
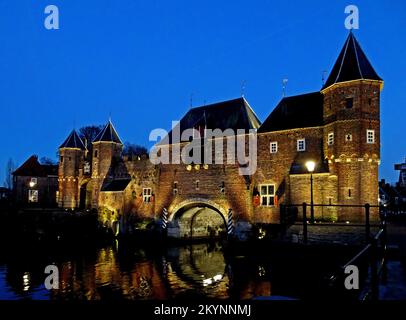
[{"xmin": 57, "ymin": 32, "xmax": 383, "ymax": 240}]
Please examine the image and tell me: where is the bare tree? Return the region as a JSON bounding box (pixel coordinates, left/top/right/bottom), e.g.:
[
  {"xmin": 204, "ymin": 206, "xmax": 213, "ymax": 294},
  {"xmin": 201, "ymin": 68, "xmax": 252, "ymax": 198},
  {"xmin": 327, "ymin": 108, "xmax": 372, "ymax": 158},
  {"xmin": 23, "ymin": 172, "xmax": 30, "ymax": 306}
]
[
  {"xmin": 79, "ymin": 125, "xmax": 104, "ymax": 148},
  {"xmin": 40, "ymin": 157, "xmax": 56, "ymax": 165},
  {"xmin": 4, "ymin": 158, "xmax": 15, "ymax": 189},
  {"xmin": 123, "ymin": 142, "xmax": 148, "ymax": 159}
]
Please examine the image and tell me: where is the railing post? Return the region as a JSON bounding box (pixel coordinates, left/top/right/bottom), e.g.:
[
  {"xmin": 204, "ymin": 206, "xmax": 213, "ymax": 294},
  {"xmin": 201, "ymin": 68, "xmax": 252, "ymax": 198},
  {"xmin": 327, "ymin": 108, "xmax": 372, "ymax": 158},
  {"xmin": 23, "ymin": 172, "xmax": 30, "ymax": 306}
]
[
  {"xmin": 302, "ymin": 202, "xmax": 307, "ymax": 244},
  {"xmin": 365, "ymin": 203, "xmax": 370, "ymax": 243}
]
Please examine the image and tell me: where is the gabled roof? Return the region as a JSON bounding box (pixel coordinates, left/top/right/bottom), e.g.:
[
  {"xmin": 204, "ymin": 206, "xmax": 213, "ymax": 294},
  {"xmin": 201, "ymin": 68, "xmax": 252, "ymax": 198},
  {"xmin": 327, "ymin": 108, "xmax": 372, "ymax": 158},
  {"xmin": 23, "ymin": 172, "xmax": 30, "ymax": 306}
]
[
  {"xmin": 166, "ymin": 97, "xmax": 261, "ymax": 143},
  {"xmin": 59, "ymin": 129, "xmax": 86, "ymax": 150},
  {"xmin": 101, "ymin": 179, "xmax": 131, "ymax": 192},
  {"xmin": 93, "ymin": 120, "xmax": 123, "ymax": 144},
  {"xmin": 323, "ymin": 32, "xmax": 382, "ymax": 90},
  {"xmin": 13, "ymin": 155, "xmax": 58, "ymax": 177},
  {"xmin": 258, "ymin": 92, "xmax": 323, "ymax": 133}
]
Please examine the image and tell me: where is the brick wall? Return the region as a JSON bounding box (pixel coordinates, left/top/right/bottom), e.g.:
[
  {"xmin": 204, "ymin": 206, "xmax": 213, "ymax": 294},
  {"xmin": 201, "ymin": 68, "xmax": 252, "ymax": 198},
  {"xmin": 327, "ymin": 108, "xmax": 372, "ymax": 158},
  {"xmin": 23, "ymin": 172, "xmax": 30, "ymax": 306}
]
[{"xmin": 58, "ymin": 148, "xmax": 84, "ymax": 208}]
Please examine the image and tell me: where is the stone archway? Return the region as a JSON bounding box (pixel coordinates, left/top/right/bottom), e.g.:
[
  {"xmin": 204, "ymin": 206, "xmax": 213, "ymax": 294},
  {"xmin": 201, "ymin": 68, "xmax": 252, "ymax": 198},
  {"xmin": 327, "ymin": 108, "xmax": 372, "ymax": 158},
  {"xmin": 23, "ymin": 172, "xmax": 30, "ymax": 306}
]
[{"xmin": 167, "ymin": 200, "xmax": 227, "ymax": 239}]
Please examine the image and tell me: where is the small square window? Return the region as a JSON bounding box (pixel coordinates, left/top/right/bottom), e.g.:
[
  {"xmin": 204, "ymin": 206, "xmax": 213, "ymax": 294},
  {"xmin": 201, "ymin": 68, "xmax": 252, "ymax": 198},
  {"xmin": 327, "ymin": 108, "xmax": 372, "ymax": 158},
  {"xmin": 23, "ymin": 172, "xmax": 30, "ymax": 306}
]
[
  {"xmin": 367, "ymin": 130, "xmax": 375, "ymax": 144},
  {"xmin": 270, "ymin": 142, "xmax": 278, "ymax": 154},
  {"xmin": 297, "ymin": 139, "xmax": 306, "ymax": 152},
  {"xmin": 346, "ymin": 134, "xmax": 353, "ymax": 142},
  {"xmin": 346, "ymin": 98, "xmax": 353, "ymax": 109},
  {"xmin": 328, "ymin": 132, "xmax": 334, "ymax": 146}
]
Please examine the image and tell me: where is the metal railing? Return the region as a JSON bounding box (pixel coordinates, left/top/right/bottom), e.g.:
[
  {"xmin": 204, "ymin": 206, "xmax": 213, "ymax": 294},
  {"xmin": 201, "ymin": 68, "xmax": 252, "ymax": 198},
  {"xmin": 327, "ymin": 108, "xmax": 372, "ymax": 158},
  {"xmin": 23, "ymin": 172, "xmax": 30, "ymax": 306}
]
[
  {"xmin": 280, "ymin": 202, "xmax": 387, "ymax": 300},
  {"xmin": 280, "ymin": 202, "xmax": 382, "ymax": 244},
  {"xmin": 334, "ymin": 220, "xmax": 387, "ymax": 300}
]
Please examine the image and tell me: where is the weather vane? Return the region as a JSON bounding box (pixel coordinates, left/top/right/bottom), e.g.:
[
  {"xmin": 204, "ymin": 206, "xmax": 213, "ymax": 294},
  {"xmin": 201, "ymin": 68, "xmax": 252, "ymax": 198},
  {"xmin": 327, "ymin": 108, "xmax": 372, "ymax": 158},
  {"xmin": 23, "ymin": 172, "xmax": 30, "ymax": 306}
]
[
  {"xmin": 241, "ymin": 80, "xmax": 246, "ymax": 97},
  {"xmin": 282, "ymin": 78, "xmax": 288, "ymax": 97}
]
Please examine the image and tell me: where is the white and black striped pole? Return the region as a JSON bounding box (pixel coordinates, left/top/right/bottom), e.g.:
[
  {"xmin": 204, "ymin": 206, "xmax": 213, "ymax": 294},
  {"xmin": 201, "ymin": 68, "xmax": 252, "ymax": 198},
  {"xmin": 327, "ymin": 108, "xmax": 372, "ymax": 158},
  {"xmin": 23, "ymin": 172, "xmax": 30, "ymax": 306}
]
[
  {"xmin": 162, "ymin": 207, "xmax": 168, "ymax": 230},
  {"xmin": 227, "ymin": 208, "xmax": 234, "ymax": 236}
]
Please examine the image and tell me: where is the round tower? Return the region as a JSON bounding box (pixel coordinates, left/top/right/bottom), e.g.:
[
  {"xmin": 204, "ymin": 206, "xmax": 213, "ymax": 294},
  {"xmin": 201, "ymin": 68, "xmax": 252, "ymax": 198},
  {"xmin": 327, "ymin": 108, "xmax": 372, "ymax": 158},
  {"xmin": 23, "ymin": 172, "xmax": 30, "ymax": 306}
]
[
  {"xmin": 90, "ymin": 120, "xmax": 123, "ymax": 207},
  {"xmin": 58, "ymin": 130, "xmax": 86, "ymax": 208},
  {"xmin": 321, "ymin": 32, "xmax": 383, "ymax": 221}
]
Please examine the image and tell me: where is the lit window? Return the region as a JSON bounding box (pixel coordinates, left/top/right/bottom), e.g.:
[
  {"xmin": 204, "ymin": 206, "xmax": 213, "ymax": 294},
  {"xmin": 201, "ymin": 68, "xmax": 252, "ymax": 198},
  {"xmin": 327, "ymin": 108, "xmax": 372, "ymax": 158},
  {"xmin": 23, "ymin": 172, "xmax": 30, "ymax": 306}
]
[
  {"xmin": 260, "ymin": 184, "xmax": 275, "ymax": 207},
  {"xmin": 328, "ymin": 132, "xmax": 334, "ymax": 146},
  {"xmin": 367, "ymin": 130, "xmax": 375, "ymax": 144},
  {"xmin": 28, "ymin": 190, "xmax": 38, "ymax": 203},
  {"xmin": 270, "ymin": 142, "xmax": 278, "ymax": 154},
  {"xmin": 297, "ymin": 139, "xmax": 306, "ymax": 152},
  {"xmin": 195, "ymin": 180, "xmax": 199, "ymax": 190},
  {"xmin": 30, "ymin": 177, "xmax": 37, "ymax": 185},
  {"xmin": 142, "ymin": 188, "xmax": 152, "ymax": 203}
]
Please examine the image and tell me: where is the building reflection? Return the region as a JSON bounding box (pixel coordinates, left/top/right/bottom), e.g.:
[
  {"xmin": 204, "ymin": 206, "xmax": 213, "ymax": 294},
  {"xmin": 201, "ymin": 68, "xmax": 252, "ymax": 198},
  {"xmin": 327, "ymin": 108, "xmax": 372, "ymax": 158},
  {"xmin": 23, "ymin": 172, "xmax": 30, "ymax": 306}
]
[{"xmin": 3, "ymin": 241, "xmax": 273, "ymax": 300}]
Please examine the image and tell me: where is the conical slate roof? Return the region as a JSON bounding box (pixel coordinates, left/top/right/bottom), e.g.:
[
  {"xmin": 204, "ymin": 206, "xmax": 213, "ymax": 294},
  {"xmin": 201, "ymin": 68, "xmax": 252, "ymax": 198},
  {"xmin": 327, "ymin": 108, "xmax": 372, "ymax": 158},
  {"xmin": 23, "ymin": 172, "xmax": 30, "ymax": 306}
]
[
  {"xmin": 93, "ymin": 120, "xmax": 123, "ymax": 144},
  {"xmin": 59, "ymin": 129, "xmax": 86, "ymax": 150},
  {"xmin": 323, "ymin": 32, "xmax": 382, "ymax": 89}
]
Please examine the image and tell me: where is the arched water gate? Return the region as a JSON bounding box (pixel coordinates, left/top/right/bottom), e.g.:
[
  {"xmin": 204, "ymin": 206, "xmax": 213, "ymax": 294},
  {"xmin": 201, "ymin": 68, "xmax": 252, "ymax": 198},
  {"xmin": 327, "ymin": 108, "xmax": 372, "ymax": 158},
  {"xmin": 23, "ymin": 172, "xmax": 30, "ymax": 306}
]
[{"xmin": 167, "ymin": 199, "xmax": 228, "ymax": 239}]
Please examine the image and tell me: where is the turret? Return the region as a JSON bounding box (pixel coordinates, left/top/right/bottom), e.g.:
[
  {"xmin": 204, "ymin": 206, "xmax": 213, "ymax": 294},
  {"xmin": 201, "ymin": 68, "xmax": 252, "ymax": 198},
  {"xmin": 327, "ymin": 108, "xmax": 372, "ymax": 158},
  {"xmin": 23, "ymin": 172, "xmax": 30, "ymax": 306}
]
[
  {"xmin": 58, "ymin": 129, "xmax": 86, "ymax": 208},
  {"xmin": 90, "ymin": 120, "xmax": 123, "ymax": 207},
  {"xmin": 321, "ymin": 32, "xmax": 383, "ymax": 220}
]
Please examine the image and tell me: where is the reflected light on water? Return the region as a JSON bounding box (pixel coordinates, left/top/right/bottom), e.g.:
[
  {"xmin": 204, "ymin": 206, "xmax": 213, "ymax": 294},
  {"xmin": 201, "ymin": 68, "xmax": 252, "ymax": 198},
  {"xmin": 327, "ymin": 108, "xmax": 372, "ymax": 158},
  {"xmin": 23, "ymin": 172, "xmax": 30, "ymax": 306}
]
[
  {"xmin": 0, "ymin": 241, "xmax": 276, "ymax": 300},
  {"xmin": 23, "ymin": 272, "xmax": 30, "ymax": 291}
]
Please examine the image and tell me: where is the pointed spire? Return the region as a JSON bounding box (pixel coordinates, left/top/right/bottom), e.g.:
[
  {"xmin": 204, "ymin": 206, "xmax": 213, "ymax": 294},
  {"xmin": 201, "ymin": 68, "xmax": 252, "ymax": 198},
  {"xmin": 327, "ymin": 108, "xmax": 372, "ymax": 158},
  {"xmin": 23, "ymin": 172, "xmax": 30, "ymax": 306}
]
[
  {"xmin": 322, "ymin": 32, "xmax": 382, "ymax": 90},
  {"xmin": 93, "ymin": 119, "xmax": 123, "ymax": 144},
  {"xmin": 59, "ymin": 129, "xmax": 86, "ymax": 150}
]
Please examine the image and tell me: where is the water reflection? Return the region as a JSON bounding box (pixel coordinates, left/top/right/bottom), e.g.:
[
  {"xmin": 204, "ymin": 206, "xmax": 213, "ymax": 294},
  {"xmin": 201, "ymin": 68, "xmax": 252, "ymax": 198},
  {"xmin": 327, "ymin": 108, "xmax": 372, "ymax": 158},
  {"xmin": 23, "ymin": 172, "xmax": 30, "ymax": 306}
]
[
  {"xmin": 165, "ymin": 243, "xmax": 230, "ymax": 298},
  {"xmin": 0, "ymin": 241, "xmax": 276, "ymax": 300}
]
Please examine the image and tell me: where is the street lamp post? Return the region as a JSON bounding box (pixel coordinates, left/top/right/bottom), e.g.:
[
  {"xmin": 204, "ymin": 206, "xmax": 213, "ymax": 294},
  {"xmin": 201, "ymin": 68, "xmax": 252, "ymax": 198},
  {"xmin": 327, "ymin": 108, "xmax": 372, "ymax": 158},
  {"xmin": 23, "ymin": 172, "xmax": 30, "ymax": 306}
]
[{"xmin": 305, "ymin": 161, "xmax": 316, "ymax": 224}]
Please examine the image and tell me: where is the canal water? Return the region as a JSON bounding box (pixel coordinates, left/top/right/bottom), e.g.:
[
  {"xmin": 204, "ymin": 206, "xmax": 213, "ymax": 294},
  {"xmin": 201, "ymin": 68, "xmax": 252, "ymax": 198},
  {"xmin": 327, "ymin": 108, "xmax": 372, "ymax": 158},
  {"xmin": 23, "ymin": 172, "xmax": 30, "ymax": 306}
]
[{"xmin": 0, "ymin": 240, "xmax": 360, "ymax": 300}]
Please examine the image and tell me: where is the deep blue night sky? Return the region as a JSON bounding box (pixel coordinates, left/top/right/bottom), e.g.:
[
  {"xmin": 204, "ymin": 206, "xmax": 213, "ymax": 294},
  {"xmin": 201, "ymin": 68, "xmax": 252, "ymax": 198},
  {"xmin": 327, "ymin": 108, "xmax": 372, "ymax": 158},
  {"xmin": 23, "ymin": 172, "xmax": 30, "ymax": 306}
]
[{"xmin": 0, "ymin": 0, "xmax": 405, "ymax": 184}]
